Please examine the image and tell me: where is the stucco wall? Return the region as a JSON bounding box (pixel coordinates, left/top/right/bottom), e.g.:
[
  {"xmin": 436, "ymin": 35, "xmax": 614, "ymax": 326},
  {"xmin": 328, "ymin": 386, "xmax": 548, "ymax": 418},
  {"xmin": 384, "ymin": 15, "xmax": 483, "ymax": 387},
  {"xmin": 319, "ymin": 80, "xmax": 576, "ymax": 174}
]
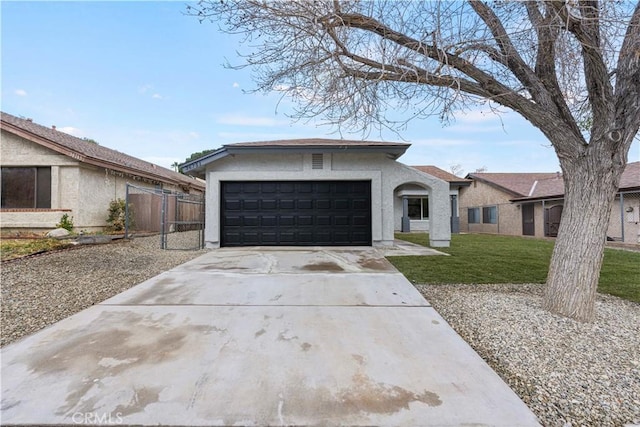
[
  {"xmin": 1, "ymin": 131, "xmax": 80, "ymax": 229},
  {"xmin": 204, "ymin": 151, "xmax": 451, "ymax": 248},
  {"xmin": 1, "ymin": 131, "xmax": 186, "ymax": 231},
  {"xmin": 458, "ymin": 180, "xmax": 521, "ymax": 235}
]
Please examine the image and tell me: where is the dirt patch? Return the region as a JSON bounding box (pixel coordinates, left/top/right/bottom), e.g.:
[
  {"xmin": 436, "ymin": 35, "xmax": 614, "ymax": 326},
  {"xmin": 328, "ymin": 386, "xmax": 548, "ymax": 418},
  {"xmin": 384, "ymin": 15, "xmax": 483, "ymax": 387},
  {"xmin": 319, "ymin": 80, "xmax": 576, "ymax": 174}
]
[{"xmin": 302, "ymin": 262, "xmax": 344, "ymax": 272}]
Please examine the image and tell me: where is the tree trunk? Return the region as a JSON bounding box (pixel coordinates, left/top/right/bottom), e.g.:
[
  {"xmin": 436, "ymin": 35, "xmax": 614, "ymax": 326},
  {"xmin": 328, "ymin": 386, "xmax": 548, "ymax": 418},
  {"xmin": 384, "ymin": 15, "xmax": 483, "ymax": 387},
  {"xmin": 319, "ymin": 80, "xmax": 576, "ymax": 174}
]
[{"xmin": 543, "ymin": 151, "xmax": 623, "ymax": 322}]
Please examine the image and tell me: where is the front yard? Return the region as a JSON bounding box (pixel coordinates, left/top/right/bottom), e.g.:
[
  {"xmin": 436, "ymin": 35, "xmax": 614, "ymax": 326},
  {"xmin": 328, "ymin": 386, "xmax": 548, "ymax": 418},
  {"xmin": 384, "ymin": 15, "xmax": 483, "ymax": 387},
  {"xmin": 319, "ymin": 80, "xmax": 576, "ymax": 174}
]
[{"xmin": 388, "ymin": 233, "xmax": 640, "ymax": 303}]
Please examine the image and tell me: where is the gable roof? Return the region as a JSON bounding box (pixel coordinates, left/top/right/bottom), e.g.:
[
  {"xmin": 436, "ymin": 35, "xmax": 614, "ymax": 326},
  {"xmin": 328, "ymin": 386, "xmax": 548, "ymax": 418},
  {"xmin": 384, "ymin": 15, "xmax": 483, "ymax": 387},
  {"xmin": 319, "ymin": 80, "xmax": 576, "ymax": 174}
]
[
  {"xmin": 411, "ymin": 165, "xmax": 471, "ymax": 185},
  {"xmin": 181, "ymin": 138, "xmax": 411, "ymax": 175},
  {"xmin": 513, "ymin": 161, "xmax": 640, "ymax": 201},
  {"xmin": 1, "ymin": 112, "xmax": 204, "ymax": 191},
  {"xmin": 466, "ymin": 172, "xmax": 560, "ymax": 197}
]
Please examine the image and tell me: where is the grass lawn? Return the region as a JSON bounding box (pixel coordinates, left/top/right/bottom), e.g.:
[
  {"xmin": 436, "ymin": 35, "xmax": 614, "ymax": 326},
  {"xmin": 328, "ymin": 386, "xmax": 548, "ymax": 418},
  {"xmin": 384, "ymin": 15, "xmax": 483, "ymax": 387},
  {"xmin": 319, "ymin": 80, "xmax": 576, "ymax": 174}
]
[
  {"xmin": 389, "ymin": 233, "xmax": 640, "ymax": 303},
  {"xmin": 0, "ymin": 239, "xmax": 73, "ymax": 262}
]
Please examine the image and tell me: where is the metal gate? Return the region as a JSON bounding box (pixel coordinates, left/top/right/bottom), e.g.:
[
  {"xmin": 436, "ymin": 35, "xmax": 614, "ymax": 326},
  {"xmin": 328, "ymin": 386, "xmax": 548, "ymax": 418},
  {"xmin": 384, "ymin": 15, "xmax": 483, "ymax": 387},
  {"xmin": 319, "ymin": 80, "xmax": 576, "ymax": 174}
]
[{"xmin": 124, "ymin": 184, "xmax": 205, "ymax": 250}]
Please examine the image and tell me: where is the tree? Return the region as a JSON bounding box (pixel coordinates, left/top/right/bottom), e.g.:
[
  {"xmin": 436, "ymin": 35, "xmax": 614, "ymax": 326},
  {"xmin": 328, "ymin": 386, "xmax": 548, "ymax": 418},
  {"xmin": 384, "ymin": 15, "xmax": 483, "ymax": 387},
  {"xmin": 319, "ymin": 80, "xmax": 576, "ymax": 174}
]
[
  {"xmin": 189, "ymin": 1, "xmax": 640, "ymax": 322},
  {"xmin": 183, "ymin": 149, "xmax": 216, "ymax": 164},
  {"xmin": 449, "ymin": 163, "xmax": 464, "ymax": 177}
]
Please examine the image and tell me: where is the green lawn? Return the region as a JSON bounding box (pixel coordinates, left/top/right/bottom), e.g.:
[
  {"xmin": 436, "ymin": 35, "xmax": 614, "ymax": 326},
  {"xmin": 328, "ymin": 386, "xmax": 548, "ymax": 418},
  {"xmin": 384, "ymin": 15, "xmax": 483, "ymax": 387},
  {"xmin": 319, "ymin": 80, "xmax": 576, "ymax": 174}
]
[{"xmin": 388, "ymin": 233, "xmax": 640, "ymax": 303}]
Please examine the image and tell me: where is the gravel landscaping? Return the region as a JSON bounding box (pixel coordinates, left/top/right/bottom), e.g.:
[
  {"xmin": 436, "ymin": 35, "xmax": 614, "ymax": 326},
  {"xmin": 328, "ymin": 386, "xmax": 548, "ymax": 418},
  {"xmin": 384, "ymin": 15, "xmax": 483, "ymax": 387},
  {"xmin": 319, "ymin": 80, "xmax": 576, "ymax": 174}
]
[
  {"xmin": 1, "ymin": 234, "xmax": 205, "ymax": 347},
  {"xmin": 417, "ymin": 283, "xmax": 640, "ymax": 427}
]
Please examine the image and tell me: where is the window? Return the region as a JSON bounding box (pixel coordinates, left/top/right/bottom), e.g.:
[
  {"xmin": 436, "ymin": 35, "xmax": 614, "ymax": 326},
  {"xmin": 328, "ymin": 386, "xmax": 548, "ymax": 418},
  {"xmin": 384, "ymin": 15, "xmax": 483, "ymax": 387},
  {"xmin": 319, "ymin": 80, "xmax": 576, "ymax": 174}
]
[
  {"xmin": 1, "ymin": 167, "xmax": 51, "ymax": 209},
  {"xmin": 468, "ymin": 207, "xmax": 480, "ymax": 224},
  {"xmin": 408, "ymin": 197, "xmax": 429, "ymax": 220},
  {"xmin": 483, "ymin": 206, "xmax": 498, "ymax": 224}
]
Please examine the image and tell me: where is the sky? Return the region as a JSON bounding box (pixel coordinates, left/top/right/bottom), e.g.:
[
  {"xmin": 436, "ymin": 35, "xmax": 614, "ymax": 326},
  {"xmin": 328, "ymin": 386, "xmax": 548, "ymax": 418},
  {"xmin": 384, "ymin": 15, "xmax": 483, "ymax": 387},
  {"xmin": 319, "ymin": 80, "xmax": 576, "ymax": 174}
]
[{"xmin": 2, "ymin": 1, "xmax": 638, "ymax": 175}]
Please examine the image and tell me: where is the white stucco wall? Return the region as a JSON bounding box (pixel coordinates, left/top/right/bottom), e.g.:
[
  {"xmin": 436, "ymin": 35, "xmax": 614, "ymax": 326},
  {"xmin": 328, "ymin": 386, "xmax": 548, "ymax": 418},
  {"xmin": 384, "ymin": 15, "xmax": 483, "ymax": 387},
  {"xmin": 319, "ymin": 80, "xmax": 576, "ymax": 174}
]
[{"xmin": 204, "ymin": 151, "xmax": 451, "ymax": 248}]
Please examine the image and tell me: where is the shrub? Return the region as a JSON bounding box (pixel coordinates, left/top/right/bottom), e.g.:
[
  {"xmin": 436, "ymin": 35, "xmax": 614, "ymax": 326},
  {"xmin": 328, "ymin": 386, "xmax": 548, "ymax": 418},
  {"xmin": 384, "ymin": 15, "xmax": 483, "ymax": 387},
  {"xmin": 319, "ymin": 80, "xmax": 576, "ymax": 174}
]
[
  {"xmin": 56, "ymin": 213, "xmax": 74, "ymax": 232},
  {"xmin": 106, "ymin": 199, "xmax": 134, "ymax": 231}
]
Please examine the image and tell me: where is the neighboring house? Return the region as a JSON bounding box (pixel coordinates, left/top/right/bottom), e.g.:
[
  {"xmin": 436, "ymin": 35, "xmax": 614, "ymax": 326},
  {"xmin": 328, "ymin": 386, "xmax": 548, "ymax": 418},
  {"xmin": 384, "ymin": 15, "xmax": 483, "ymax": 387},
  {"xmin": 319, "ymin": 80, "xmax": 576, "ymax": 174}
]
[
  {"xmin": 459, "ymin": 163, "xmax": 640, "ymax": 243},
  {"xmin": 410, "ymin": 166, "xmax": 471, "ymax": 233},
  {"xmin": 182, "ymin": 139, "xmax": 452, "ymax": 248},
  {"xmin": 1, "ymin": 112, "xmax": 204, "ymax": 231}
]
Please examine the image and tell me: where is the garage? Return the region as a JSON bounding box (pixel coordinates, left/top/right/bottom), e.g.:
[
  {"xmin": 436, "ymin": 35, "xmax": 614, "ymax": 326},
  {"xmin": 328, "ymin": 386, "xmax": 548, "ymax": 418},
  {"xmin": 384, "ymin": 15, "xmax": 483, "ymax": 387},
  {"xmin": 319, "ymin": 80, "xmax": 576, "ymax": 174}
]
[{"xmin": 221, "ymin": 180, "xmax": 371, "ymax": 246}]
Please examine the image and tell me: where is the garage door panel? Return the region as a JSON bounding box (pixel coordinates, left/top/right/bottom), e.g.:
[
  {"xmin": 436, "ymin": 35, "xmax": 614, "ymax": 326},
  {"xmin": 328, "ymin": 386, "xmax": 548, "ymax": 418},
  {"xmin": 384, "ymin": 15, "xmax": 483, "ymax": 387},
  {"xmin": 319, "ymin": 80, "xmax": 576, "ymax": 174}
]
[
  {"xmin": 261, "ymin": 216, "xmax": 277, "ymax": 227},
  {"xmin": 243, "ymin": 216, "xmax": 259, "ymax": 226},
  {"xmin": 280, "ymin": 200, "xmax": 295, "ymax": 209},
  {"xmin": 221, "ymin": 181, "xmax": 371, "ymax": 246},
  {"xmin": 225, "ymin": 200, "xmax": 241, "ymax": 210},
  {"xmin": 298, "ymin": 200, "xmax": 313, "ymax": 209},
  {"xmin": 335, "ymin": 200, "xmax": 350, "ymax": 209},
  {"xmin": 317, "ymin": 199, "xmax": 331, "ymax": 209},
  {"xmin": 261, "ymin": 199, "xmax": 277, "ymax": 210},
  {"xmin": 244, "ymin": 200, "xmax": 259, "ymax": 210},
  {"xmin": 224, "ymin": 216, "xmax": 242, "ymax": 226},
  {"xmin": 279, "ymin": 216, "xmax": 295, "ymax": 226}
]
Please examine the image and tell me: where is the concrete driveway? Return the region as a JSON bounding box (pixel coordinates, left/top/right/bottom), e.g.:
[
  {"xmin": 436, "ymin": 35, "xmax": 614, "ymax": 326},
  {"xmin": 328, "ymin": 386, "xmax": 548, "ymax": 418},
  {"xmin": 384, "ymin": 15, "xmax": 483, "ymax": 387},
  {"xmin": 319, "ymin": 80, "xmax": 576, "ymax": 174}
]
[{"xmin": 1, "ymin": 246, "xmax": 540, "ymax": 426}]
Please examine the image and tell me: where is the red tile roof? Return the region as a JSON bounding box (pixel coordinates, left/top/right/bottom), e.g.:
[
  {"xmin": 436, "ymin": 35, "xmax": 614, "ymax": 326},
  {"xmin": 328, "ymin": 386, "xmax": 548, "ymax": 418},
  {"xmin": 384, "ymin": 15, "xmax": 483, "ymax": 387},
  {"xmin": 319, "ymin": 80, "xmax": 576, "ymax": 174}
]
[
  {"xmin": 1, "ymin": 112, "xmax": 204, "ymax": 191},
  {"xmin": 412, "ymin": 165, "xmax": 472, "ymax": 183}
]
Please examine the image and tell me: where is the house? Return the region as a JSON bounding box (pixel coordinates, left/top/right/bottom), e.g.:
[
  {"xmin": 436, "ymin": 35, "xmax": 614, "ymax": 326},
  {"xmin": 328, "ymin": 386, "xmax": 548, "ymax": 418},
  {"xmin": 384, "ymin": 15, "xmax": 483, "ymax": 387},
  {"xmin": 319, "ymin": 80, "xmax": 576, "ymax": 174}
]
[
  {"xmin": 459, "ymin": 163, "xmax": 640, "ymax": 243},
  {"xmin": 181, "ymin": 139, "xmax": 452, "ymax": 248},
  {"xmin": 1, "ymin": 112, "xmax": 205, "ymax": 231},
  {"xmin": 410, "ymin": 166, "xmax": 471, "ymax": 233}
]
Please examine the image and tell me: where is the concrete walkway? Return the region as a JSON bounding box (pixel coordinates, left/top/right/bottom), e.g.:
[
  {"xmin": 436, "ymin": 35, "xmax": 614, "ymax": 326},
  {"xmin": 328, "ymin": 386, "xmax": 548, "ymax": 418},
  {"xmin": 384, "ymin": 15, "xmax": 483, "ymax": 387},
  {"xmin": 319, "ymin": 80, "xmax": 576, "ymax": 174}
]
[{"xmin": 1, "ymin": 246, "xmax": 540, "ymax": 426}]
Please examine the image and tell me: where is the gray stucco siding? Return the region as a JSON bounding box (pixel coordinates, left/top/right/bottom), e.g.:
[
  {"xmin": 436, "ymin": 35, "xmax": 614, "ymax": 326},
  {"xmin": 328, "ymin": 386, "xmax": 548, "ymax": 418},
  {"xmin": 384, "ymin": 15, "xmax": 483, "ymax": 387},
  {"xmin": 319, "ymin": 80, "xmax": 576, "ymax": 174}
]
[{"xmin": 203, "ymin": 151, "xmax": 451, "ymax": 248}]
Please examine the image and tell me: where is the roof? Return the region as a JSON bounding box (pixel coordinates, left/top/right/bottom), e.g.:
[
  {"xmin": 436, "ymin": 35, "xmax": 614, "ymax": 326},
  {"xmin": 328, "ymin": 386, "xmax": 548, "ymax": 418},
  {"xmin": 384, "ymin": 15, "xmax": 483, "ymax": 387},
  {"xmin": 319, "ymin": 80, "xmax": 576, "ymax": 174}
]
[
  {"xmin": 467, "ymin": 172, "xmax": 560, "ymax": 197},
  {"xmin": 229, "ymin": 138, "xmax": 410, "ymax": 148},
  {"xmin": 1, "ymin": 112, "xmax": 204, "ymax": 191},
  {"xmin": 412, "ymin": 165, "xmax": 472, "ymax": 185},
  {"xmin": 181, "ymin": 138, "xmax": 411, "ymax": 174},
  {"xmin": 513, "ymin": 161, "xmax": 640, "ymax": 201}
]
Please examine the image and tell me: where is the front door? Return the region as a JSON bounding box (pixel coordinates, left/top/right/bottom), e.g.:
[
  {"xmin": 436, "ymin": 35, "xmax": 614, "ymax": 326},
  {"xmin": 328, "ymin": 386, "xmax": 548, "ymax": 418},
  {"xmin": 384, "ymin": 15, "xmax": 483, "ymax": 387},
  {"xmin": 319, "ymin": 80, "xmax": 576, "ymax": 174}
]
[{"xmin": 522, "ymin": 203, "xmax": 535, "ymax": 236}]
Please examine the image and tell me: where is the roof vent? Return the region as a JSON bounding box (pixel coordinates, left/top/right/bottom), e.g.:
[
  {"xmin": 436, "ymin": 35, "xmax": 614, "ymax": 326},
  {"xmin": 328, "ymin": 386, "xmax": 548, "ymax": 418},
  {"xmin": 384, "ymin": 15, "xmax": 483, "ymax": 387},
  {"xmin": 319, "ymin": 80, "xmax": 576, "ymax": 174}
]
[
  {"xmin": 52, "ymin": 125, "xmax": 56, "ymax": 130},
  {"xmin": 312, "ymin": 153, "xmax": 323, "ymax": 169},
  {"xmin": 26, "ymin": 118, "xmax": 33, "ymax": 122}
]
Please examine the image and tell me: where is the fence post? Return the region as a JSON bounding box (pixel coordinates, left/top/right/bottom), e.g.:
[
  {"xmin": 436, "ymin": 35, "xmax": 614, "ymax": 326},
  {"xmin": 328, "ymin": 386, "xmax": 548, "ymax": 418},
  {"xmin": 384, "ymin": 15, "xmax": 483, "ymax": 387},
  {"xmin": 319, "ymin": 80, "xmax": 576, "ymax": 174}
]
[
  {"xmin": 125, "ymin": 183, "xmax": 130, "ymax": 239},
  {"xmin": 160, "ymin": 192, "xmax": 166, "ymax": 249}
]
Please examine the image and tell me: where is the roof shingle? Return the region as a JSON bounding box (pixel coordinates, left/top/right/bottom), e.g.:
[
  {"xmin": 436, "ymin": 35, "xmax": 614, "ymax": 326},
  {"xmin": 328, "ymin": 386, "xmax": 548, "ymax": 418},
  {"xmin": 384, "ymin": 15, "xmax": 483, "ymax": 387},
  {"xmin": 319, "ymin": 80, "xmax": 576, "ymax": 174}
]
[
  {"xmin": 412, "ymin": 165, "xmax": 471, "ymax": 183},
  {"xmin": 1, "ymin": 112, "xmax": 203, "ymax": 190}
]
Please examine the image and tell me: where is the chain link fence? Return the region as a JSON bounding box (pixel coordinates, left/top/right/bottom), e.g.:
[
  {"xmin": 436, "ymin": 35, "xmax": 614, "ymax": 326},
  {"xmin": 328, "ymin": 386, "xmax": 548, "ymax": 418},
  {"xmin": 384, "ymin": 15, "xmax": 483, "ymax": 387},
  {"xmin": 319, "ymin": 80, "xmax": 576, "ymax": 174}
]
[{"xmin": 124, "ymin": 184, "xmax": 205, "ymax": 250}]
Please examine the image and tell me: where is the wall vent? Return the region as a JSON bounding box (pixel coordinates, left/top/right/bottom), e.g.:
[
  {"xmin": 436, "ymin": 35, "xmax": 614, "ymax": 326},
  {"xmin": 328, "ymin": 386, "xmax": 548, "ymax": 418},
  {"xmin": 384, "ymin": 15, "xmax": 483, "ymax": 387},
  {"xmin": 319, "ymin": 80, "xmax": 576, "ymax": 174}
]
[{"xmin": 312, "ymin": 153, "xmax": 324, "ymax": 169}]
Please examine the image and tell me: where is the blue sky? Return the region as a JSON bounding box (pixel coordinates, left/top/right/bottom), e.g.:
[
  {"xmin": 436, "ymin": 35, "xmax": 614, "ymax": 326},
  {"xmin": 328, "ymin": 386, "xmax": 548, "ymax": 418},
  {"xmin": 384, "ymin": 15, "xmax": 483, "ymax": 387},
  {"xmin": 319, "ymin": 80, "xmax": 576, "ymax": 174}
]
[{"xmin": 2, "ymin": 1, "xmax": 637, "ymax": 175}]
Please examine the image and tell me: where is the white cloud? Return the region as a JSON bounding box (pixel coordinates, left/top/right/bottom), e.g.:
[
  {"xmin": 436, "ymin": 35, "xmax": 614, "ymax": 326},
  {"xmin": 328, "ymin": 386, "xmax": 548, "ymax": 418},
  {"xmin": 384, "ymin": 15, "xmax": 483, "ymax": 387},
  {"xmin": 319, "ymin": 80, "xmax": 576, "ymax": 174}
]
[
  {"xmin": 216, "ymin": 113, "xmax": 285, "ymax": 127},
  {"xmin": 15, "ymin": 89, "xmax": 27, "ymax": 96},
  {"xmin": 232, "ymin": 82, "xmax": 240, "ymax": 88},
  {"xmin": 58, "ymin": 126, "xmax": 84, "ymax": 137},
  {"xmin": 188, "ymin": 131, "xmax": 200, "ymax": 139},
  {"xmin": 152, "ymin": 93, "xmax": 163, "ymax": 99},
  {"xmin": 138, "ymin": 84, "xmax": 152, "ymax": 94}
]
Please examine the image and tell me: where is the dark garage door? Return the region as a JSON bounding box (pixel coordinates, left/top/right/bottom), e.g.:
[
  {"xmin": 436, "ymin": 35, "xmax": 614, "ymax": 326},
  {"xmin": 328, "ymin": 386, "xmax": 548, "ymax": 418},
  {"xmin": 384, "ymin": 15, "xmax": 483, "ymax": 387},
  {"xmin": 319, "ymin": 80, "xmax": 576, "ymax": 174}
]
[{"xmin": 221, "ymin": 181, "xmax": 371, "ymax": 246}]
